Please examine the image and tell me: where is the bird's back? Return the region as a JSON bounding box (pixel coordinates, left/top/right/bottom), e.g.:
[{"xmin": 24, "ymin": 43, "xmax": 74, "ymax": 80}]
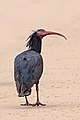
[{"xmin": 14, "ymin": 50, "xmax": 43, "ymax": 97}]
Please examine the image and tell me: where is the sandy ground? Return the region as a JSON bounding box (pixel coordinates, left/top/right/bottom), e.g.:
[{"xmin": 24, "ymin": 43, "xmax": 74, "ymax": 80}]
[{"xmin": 0, "ymin": 0, "xmax": 80, "ymax": 119}]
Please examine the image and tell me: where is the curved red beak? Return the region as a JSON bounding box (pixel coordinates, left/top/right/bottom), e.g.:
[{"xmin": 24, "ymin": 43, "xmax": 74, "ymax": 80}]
[{"xmin": 40, "ymin": 31, "xmax": 67, "ymax": 40}]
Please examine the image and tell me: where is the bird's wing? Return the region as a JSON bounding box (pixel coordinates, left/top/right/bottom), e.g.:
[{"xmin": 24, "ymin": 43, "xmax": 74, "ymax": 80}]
[{"xmin": 14, "ymin": 50, "xmax": 43, "ymax": 92}]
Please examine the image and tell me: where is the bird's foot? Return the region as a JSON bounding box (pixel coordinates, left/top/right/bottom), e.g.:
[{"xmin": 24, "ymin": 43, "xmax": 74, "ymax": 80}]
[
  {"xmin": 32, "ymin": 102, "xmax": 46, "ymax": 106},
  {"xmin": 21, "ymin": 102, "xmax": 32, "ymax": 106}
]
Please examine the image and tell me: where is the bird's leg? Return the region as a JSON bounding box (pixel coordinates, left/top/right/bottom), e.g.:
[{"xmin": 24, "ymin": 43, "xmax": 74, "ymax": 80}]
[
  {"xmin": 32, "ymin": 83, "xmax": 46, "ymax": 106},
  {"xmin": 21, "ymin": 96, "xmax": 32, "ymax": 106}
]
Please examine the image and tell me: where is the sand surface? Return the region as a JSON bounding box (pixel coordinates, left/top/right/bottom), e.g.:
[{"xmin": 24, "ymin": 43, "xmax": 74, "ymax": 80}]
[{"xmin": 0, "ymin": 0, "xmax": 80, "ymax": 119}]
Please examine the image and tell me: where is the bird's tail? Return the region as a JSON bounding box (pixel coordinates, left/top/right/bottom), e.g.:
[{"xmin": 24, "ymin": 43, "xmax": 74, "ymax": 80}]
[{"xmin": 15, "ymin": 81, "xmax": 31, "ymax": 97}]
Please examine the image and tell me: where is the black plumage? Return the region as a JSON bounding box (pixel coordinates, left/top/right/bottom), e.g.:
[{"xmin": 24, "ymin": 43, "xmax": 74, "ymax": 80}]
[
  {"xmin": 14, "ymin": 29, "xmax": 67, "ymax": 106},
  {"xmin": 14, "ymin": 50, "xmax": 43, "ymax": 97},
  {"xmin": 26, "ymin": 32, "xmax": 42, "ymax": 53}
]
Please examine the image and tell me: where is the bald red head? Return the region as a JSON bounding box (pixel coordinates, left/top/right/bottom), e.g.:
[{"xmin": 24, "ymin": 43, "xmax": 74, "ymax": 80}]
[{"xmin": 36, "ymin": 29, "xmax": 67, "ymax": 40}]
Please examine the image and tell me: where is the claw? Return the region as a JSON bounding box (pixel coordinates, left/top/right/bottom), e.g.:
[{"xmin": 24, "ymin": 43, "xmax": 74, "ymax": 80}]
[
  {"xmin": 21, "ymin": 103, "xmax": 32, "ymax": 106},
  {"xmin": 32, "ymin": 102, "xmax": 46, "ymax": 106}
]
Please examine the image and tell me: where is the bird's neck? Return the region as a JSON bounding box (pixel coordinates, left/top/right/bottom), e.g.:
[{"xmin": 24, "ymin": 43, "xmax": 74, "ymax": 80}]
[{"xmin": 29, "ymin": 35, "xmax": 42, "ymax": 54}]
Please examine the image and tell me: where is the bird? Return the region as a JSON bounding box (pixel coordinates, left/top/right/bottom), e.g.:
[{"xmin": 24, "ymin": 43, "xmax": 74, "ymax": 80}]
[{"xmin": 14, "ymin": 29, "xmax": 67, "ymax": 106}]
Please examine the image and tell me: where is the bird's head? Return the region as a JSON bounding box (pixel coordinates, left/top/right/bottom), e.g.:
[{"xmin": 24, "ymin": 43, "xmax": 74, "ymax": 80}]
[
  {"xmin": 26, "ymin": 29, "xmax": 67, "ymax": 53},
  {"xmin": 36, "ymin": 29, "xmax": 67, "ymax": 40}
]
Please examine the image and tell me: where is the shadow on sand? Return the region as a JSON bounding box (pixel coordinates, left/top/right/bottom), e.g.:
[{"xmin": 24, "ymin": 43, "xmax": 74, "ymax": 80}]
[{"xmin": 0, "ymin": 103, "xmax": 80, "ymax": 110}]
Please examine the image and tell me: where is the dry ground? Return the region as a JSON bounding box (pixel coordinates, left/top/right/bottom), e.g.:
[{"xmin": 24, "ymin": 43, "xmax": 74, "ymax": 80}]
[{"xmin": 0, "ymin": 0, "xmax": 80, "ymax": 120}]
